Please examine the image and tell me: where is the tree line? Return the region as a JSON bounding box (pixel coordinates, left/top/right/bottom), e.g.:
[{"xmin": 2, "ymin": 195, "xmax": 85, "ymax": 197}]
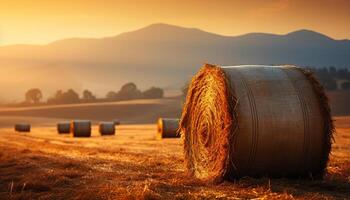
[
  {"xmin": 308, "ymin": 67, "xmax": 350, "ymax": 90},
  {"xmin": 24, "ymin": 82, "xmax": 164, "ymax": 105}
]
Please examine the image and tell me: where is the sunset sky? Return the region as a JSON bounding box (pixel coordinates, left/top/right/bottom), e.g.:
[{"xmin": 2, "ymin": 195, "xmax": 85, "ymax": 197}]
[{"xmin": 0, "ymin": 0, "xmax": 350, "ymax": 46}]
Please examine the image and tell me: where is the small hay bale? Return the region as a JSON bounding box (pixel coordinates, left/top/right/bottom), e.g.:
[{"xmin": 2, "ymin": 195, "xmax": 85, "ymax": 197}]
[
  {"xmin": 180, "ymin": 64, "xmax": 334, "ymax": 182},
  {"xmin": 15, "ymin": 123, "xmax": 31, "ymax": 132},
  {"xmin": 99, "ymin": 122, "xmax": 116, "ymax": 136},
  {"xmin": 57, "ymin": 122, "xmax": 71, "ymax": 134},
  {"xmin": 157, "ymin": 118, "xmax": 180, "ymax": 139},
  {"xmin": 71, "ymin": 120, "xmax": 91, "ymax": 137},
  {"xmin": 113, "ymin": 119, "xmax": 121, "ymax": 126}
]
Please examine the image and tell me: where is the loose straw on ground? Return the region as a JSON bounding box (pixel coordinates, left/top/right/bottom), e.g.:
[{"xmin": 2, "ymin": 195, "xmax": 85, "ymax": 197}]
[{"xmin": 180, "ymin": 64, "xmax": 334, "ymax": 182}]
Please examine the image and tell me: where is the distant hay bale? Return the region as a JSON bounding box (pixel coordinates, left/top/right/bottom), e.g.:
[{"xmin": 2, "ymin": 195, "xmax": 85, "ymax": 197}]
[
  {"xmin": 157, "ymin": 118, "xmax": 180, "ymax": 139},
  {"xmin": 180, "ymin": 64, "xmax": 334, "ymax": 182},
  {"xmin": 113, "ymin": 119, "xmax": 121, "ymax": 126},
  {"xmin": 15, "ymin": 123, "xmax": 31, "ymax": 132},
  {"xmin": 99, "ymin": 122, "xmax": 116, "ymax": 136},
  {"xmin": 71, "ymin": 120, "xmax": 91, "ymax": 137},
  {"xmin": 57, "ymin": 122, "xmax": 71, "ymax": 134}
]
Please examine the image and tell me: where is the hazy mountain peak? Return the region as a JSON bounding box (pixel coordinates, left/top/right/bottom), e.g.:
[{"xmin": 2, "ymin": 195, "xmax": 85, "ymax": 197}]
[
  {"xmin": 142, "ymin": 23, "xmax": 186, "ymax": 30},
  {"xmin": 286, "ymin": 29, "xmax": 333, "ymax": 41},
  {"xmin": 139, "ymin": 23, "xmax": 208, "ymax": 33},
  {"xmin": 115, "ymin": 23, "xmax": 224, "ymax": 41},
  {"xmin": 136, "ymin": 23, "xmax": 198, "ymax": 34}
]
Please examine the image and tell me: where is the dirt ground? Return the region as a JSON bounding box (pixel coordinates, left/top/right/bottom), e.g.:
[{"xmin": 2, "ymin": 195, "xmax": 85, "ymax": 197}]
[{"xmin": 0, "ymin": 117, "xmax": 349, "ymax": 200}]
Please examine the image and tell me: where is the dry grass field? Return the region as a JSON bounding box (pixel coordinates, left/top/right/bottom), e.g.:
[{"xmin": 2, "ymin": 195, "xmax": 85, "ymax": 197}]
[
  {"xmin": 0, "ymin": 99, "xmax": 350, "ymax": 199},
  {"xmin": 0, "ymin": 100, "xmax": 349, "ymax": 199}
]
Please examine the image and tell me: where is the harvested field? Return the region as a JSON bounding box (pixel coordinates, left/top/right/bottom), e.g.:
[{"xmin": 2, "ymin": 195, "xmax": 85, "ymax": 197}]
[
  {"xmin": 0, "ymin": 98, "xmax": 182, "ymax": 124},
  {"xmin": 0, "ymin": 116, "xmax": 349, "ymax": 199}
]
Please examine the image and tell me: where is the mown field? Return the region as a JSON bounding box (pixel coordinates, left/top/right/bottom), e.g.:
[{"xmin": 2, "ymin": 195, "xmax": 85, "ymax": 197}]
[{"xmin": 0, "ymin": 115, "xmax": 349, "ymax": 199}]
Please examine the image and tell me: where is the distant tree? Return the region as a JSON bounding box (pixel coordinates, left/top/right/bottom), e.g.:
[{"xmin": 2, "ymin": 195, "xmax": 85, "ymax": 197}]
[
  {"xmin": 55, "ymin": 90, "xmax": 63, "ymax": 96},
  {"xmin": 341, "ymin": 82, "xmax": 350, "ymax": 90},
  {"xmin": 117, "ymin": 82, "xmax": 142, "ymax": 100},
  {"xmin": 322, "ymin": 78, "xmax": 338, "ymax": 91},
  {"xmin": 47, "ymin": 89, "xmax": 80, "ymax": 104},
  {"xmin": 25, "ymin": 88, "xmax": 43, "ymax": 104},
  {"xmin": 142, "ymin": 87, "xmax": 164, "ymax": 99},
  {"xmin": 49, "ymin": 90, "xmax": 63, "ymax": 103},
  {"xmin": 337, "ymin": 68, "xmax": 348, "ymax": 79},
  {"xmin": 310, "ymin": 66, "xmax": 350, "ymax": 91},
  {"xmin": 329, "ymin": 66, "xmax": 336, "ymax": 75},
  {"xmin": 324, "ymin": 78, "xmax": 338, "ymax": 90},
  {"xmin": 62, "ymin": 89, "xmax": 80, "ymax": 104},
  {"xmin": 82, "ymin": 90, "xmax": 96, "ymax": 102},
  {"xmin": 106, "ymin": 91, "xmax": 118, "ymax": 100}
]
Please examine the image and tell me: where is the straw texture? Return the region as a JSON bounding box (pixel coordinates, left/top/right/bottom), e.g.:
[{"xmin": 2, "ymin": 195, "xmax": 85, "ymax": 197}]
[{"xmin": 180, "ymin": 64, "xmax": 334, "ymax": 182}]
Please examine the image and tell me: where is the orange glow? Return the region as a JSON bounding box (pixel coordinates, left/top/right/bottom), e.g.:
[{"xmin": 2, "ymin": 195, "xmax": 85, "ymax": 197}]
[{"xmin": 0, "ymin": 0, "xmax": 349, "ymax": 46}]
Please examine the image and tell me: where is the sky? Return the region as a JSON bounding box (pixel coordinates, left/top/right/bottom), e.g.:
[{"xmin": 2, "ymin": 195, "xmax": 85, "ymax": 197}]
[{"xmin": 0, "ymin": 0, "xmax": 350, "ymax": 46}]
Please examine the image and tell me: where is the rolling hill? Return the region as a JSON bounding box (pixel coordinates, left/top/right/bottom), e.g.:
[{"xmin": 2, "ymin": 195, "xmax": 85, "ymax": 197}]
[{"xmin": 0, "ymin": 23, "xmax": 349, "ymax": 101}]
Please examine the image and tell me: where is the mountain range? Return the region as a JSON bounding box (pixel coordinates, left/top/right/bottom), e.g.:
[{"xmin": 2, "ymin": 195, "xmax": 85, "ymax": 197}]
[{"xmin": 0, "ymin": 23, "xmax": 349, "ymax": 101}]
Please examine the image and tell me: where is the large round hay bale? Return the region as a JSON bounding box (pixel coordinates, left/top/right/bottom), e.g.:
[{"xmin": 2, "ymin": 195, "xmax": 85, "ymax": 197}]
[
  {"xmin": 71, "ymin": 120, "xmax": 91, "ymax": 137},
  {"xmin": 57, "ymin": 122, "xmax": 71, "ymax": 134},
  {"xmin": 180, "ymin": 64, "xmax": 334, "ymax": 182},
  {"xmin": 15, "ymin": 123, "xmax": 31, "ymax": 132},
  {"xmin": 157, "ymin": 118, "xmax": 180, "ymax": 139},
  {"xmin": 99, "ymin": 122, "xmax": 116, "ymax": 136}
]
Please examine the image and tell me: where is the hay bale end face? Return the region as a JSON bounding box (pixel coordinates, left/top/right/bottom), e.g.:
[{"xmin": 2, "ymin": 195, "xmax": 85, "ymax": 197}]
[
  {"xmin": 99, "ymin": 122, "xmax": 116, "ymax": 136},
  {"xmin": 180, "ymin": 64, "xmax": 334, "ymax": 182},
  {"xmin": 157, "ymin": 118, "xmax": 180, "ymax": 139},
  {"xmin": 71, "ymin": 120, "xmax": 91, "ymax": 137},
  {"xmin": 57, "ymin": 122, "xmax": 71, "ymax": 134},
  {"xmin": 15, "ymin": 123, "xmax": 31, "ymax": 132},
  {"xmin": 113, "ymin": 119, "xmax": 121, "ymax": 126}
]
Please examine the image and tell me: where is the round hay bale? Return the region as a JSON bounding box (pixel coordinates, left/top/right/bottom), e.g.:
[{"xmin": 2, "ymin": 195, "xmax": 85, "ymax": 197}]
[
  {"xmin": 113, "ymin": 119, "xmax": 121, "ymax": 126},
  {"xmin": 71, "ymin": 120, "xmax": 91, "ymax": 137},
  {"xmin": 180, "ymin": 64, "xmax": 334, "ymax": 182},
  {"xmin": 99, "ymin": 122, "xmax": 116, "ymax": 136},
  {"xmin": 157, "ymin": 118, "xmax": 180, "ymax": 139},
  {"xmin": 15, "ymin": 123, "xmax": 31, "ymax": 132},
  {"xmin": 57, "ymin": 122, "xmax": 71, "ymax": 134}
]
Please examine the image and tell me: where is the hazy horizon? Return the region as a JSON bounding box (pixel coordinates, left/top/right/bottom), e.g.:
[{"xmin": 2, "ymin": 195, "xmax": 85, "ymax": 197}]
[
  {"xmin": 1, "ymin": 0, "xmax": 350, "ymax": 46},
  {"xmin": 1, "ymin": 23, "xmax": 349, "ymax": 48},
  {"xmin": 0, "ymin": 1, "xmax": 349, "ymax": 103},
  {"xmin": 1, "ymin": 23, "xmax": 350, "ymax": 103}
]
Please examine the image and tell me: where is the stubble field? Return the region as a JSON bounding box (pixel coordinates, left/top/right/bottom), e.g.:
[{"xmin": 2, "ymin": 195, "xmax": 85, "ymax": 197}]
[{"xmin": 0, "ymin": 115, "xmax": 349, "ymax": 199}]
